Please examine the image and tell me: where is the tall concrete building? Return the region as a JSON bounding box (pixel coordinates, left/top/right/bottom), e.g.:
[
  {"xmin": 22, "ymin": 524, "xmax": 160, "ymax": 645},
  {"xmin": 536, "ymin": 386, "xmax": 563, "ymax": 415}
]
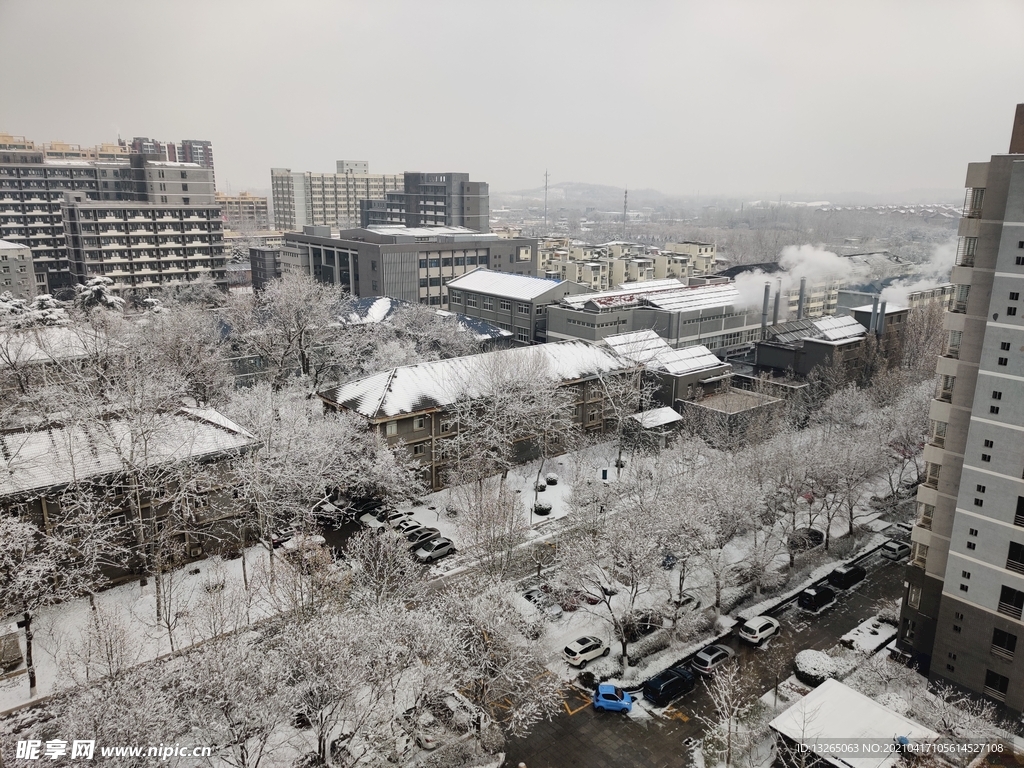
[
  {"xmin": 127, "ymin": 137, "xmax": 215, "ymax": 181},
  {"xmin": 216, "ymin": 192, "xmax": 269, "ymax": 230},
  {"xmin": 0, "ymin": 240, "xmax": 35, "ymax": 300},
  {"xmin": 899, "ymin": 104, "xmax": 1024, "ymax": 711},
  {"xmin": 360, "ymin": 172, "xmax": 489, "ymax": 232},
  {"xmin": 270, "ymin": 164, "xmax": 403, "ymax": 231}
]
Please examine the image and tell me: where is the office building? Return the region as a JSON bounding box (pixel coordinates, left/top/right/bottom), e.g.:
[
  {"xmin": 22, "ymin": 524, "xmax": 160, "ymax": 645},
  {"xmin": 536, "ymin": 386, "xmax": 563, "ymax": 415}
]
[
  {"xmin": 216, "ymin": 192, "xmax": 269, "ymax": 230},
  {"xmin": 360, "ymin": 172, "xmax": 489, "ymax": 232},
  {"xmin": 249, "ymin": 245, "xmax": 281, "ymax": 291},
  {"xmin": 270, "ymin": 164, "xmax": 403, "ymax": 231},
  {"xmin": 898, "ymin": 104, "xmax": 1024, "ymax": 711},
  {"xmin": 280, "ymin": 225, "xmax": 537, "ymax": 306},
  {"xmin": 445, "ymin": 268, "xmax": 591, "ymax": 344}
]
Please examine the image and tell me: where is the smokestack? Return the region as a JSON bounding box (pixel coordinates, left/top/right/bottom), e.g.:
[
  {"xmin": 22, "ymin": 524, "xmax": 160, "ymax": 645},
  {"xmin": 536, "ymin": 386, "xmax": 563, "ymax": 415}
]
[
  {"xmin": 772, "ymin": 289, "xmax": 781, "ymax": 326},
  {"xmin": 797, "ymin": 277, "xmax": 807, "ymax": 320},
  {"xmin": 760, "ymin": 282, "xmax": 771, "ymax": 333},
  {"xmin": 1010, "ymin": 103, "xmax": 1024, "ymax": 154},
  {"xmin": 877, "ymin": 301, "xmax": 888, "ymax": 336},
  {"xmin": 869, "ymin": 296, "xmax": 879, "ymax": 334}
]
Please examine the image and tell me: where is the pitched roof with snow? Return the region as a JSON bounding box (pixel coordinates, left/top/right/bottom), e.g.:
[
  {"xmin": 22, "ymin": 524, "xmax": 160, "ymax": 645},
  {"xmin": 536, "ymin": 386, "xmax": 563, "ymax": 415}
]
[
  {"xmin": 340, "ymin": 296, "xmax": 511, "ymax": 340},
  {"xmin": 629, "ymin": 407, "xmax": 683, "ymax": 429},
  {"xmin": 0, "ymin": 325, "xmax": 102, "ymax": 367},
  {"xmin": 561, "ymin": 280, "xmax": 740, "ymax": 314},
  {"xmin": 603, "ymin": 330, "xmax": 728, "ymax": 377},
  {"xmin": 446, "ymin": 268, "xmax": 566, "ymax": 301},
  {"xmin": 319, "ymin": 340, "xmax": 634, "ymax": 420},
  {"xmin": 767, "ymin": 315, "xmax": 867, "ymax": 345},
  {"xmin": 0, "ymin": 408, "xmax": 255, "ymax": 498}
]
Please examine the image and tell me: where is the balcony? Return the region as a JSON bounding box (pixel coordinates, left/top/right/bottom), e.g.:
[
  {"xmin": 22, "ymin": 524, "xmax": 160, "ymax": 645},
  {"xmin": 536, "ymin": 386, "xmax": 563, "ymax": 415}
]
[
  {"xmin": 991, "ymin": 645, "xmax": 1014, "ymax": 662},
  {"xmin": 916, "ymin": 515, "xmax": 933, "ymax": 531},
  {"xmin": 997, "ymin": 601, "xmax": 1023, "ymax": 620},
  {"xmin": 955, "ymin": 238, "xmax": 977, "ymax": 267},
  {"xmin": 1008, "ymin": 559, "xmax": 1024, "ymax": 576},
  {"xmin": 950, "ymin": 299, "xmax": 968, "ymax": 314}
]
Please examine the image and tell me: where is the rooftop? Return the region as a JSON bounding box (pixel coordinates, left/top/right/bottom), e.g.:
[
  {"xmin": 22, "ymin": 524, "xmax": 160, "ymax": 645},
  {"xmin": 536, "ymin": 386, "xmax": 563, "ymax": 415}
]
[
  {"xmin": 446, "ymin": 268, "xmax": 566, "ymax": 301},
  {"xmin": 561, "ymin": 279, "xmax": 744, "ymax": 313},
  {"xmin": 340, "ymin": 295, "xmax": 512, "ymax": 341},
  {"xmin": 629, "ymin": 407, "xmax": 683, "ymax": 429},
  {"xmin": 687, "ymin": 387, "xmax": 781, "ymax": 414},
  {"xmin": 0, "ymin": 408, "xmax": 255, "ymax": 498},
  {"xmin": 319, "ymin": 340, "xmax": 633, "ymax": 420},
  {"xmin": 767, "ymin": 315, "xmax": 867, "ymax": 345},
  {"xmin": 770, "ymin": 679, "xmax": 939, "ymax": 768},
  {"xmin": 0, "ymin": 239, "xmax": 29, "ymax": 250},
  {"xmin": 603, "ymin": 330, "xmax": 728, "ymax": 376}
]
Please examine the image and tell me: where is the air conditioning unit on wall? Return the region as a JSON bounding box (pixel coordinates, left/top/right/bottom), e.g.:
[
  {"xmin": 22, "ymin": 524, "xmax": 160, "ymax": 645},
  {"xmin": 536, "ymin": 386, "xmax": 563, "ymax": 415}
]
[{"xmin": 189, "ymin": 546, "xmax": 203, "ymax": 559}]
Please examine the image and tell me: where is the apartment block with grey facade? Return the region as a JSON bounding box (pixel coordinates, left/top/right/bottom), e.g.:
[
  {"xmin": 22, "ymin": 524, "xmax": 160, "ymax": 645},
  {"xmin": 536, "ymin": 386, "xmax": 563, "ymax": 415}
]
[
  {"xmin": 445, "ymin": 268, "xmax": 591, "ymax": 344},
  {"xmin": 280, "ymin": 225, "xmax": 537, "ymax": 306},
  {"xmin": 360, "ymin": 172, "xmax": 489, "ymax": 232},
  {"xmin": 898, "ymin": 104, "xmax": 1024, "ymax": 712},
  {"xmin": 0, "ymin": 239, "xmax": 34, "ymax": 299},
  {"xmin": 271, "ymin": 164, "xmax": 404, "ymax": 231}
]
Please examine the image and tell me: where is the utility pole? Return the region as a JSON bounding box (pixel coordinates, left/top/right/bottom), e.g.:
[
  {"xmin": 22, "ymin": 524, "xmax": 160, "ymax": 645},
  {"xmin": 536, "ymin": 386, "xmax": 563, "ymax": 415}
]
[
  {"xmin": 622, "ymin": 187, "xmax": 628, "ymax": 240},
  {"xmin": 543, "ymin": 169, "xmax": 549, "ymax": 232}
]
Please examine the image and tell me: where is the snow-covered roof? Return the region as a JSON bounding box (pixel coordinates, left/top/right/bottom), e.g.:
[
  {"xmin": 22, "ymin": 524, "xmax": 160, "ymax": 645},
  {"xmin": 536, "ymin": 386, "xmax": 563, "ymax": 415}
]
[
  {"xmin": 363, "ymin": 225, "xmax": 493, "ymax": 239},
  {"xmin": 319, "ymin": 341, "xmax": 634, "ymax": 420},
  {"xmin": 0, "ymin": 239, "xmax": 29, "ymax": 250},
  {"xmin": 849, "ymin": 304, "xmax": 908, "ymax": 314},
  {"xmin": 603, "ymin": 331, "xmax": 727, "ymax": 376},
  {"xmin": 561, "ymin": 280, "xmax": 740, "ymax": 313},
  {"xmin": 340, "ymin": 296, "xmax": 512, "ymax": 340},
  {"xmin": 0, "ymin": 408, "xmax": 255, "ymax": 498},
  {"xmin": 629, "ymin": 407, "xmax": 683, "ymax": 429},
  {"xmin": 769, "ymin": 679, "xmax": 939, "ymax": 768},
  {"xmin": 0, "ymin": 325, "xmax": 101, "ymax": 367},
  {"xmin": 768, "ymin": 316, "xmax": 867, "ymax": 346},
  {"xmin": 814, "ymin": 314, "xmax": 868, "ymax": 341},
  {"xmin": 446, "ymin": 268, "xmax": 565, "ymax": 301}
]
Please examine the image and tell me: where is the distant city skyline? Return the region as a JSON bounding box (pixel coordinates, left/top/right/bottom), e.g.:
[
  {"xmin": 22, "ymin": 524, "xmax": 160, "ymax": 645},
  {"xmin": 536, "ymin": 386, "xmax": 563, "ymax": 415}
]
[{"xmin": 2, "ymin": 1, "xmax": 1022, "ymax": 199}]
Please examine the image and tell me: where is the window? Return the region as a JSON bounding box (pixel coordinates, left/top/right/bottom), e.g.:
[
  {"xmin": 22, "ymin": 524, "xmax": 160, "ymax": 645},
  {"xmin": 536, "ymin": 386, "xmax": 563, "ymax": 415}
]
[
  {"xmin": 994, "ymin": 392, "xmax": 1003, "ymax": 402},
  {"xmin": 1001, "ymin": 342, "xmax": 1011, "ymax": 351},
  {"xmin": 985, "ymin": 439, "xmax": 994, "ymax": 448},
  {"xmin": 441, "ymin": 257, "xmax": 452, "ymax": 267},
  {"xmin": 450, "ymin": 290, "xmax": 462, "ymax": 304},
  {"xmin": 466, "ymin": 295, "xmax": 477, "ymax": 308},
  {"xmin": 1017, "ymin": 497, "xmax": 1024, "ymax": 527},
  {"xmin": 482, "ymin": 297, "xmax": 493, "ymax": 310},
  {"xmin": 1009, "ymin": 307, "xmax": 1018, "ymax": 316},
  {"xmin": 181, "ymin": 183, "xmax": 188, "ymax": 192},
  {"xmin": 949, "ymin": 652, "xmax": 958, "ymax": 660},
  {"xmin": 428, "ymin": 258, "xmax": 440, "ymax": 268},
  {"xmin": 517, "ymin": 303, "xmax": 529, "ymax": 315},
  {"xmin": 385, "ymin": 422, "xmax": 397, "ymax": 437},
  {"xmin": 953, "ymin": 624, "xmax": 962, "ymax": 633},
  {"xmin": 962, "ymin": 571, "xmax": 971, "ymax": 579},
  {"xmin": 1012, "ymin": 292, "xmax": 1020, "ymax": 301},
  {"xmin": 998, "ymin": 585, "xmax": 1024, "ymax": 619},
  {"xmin": 516, "ymin": 328, "xmax": 530, "ymax": 343},
  {"xmin": 969, "ymin": 529, "xmax": 978, "ymax": 536},
  {"xmin": 428, "ymin": 277, "xmax": 441, "ymax": 287},
  {"xmin": 536, "ymin": 306, "xmax": 544, "ymax": 314},
  {"xmin": 978, "ymin": 484, "xmax": 987, "ymax": 493},
  {"xmin": 371, "ymin": 281, "xmax": 378, "ymax": 292},
  {"xmin": 968, "ymin": 542, "xmax": 977, "ymax": 550},
  {"xmin": 1008, "ymin": 542, "xmax": 1024, "ymax": 574},
  {"xmin": 960, "ymin": 584, "xmax": 970, "ymax": 592},
  {"xmin": 499, "ymin": 299, "xmax": 511, "ymax": 311},
  {"xmin": 419, "ymin": 259, "xmax": 427, "ymax": 269},
  {"xmin": 440, "ymin": 420, "xmax": 452, "ymax": 433},
  {"xmin": 371, "ymin": 260, "xmax": 377, "ymax": 271},
  {"xmin": 990, "ymin": 406, "xmax": 1000, "ymax": 414},
  {"xmin": 182, "ymin": 197, "xmax": 189, "ymax": 205},
  {"xmin": 993, "ymin": 629, "xmax": 1018, "ymax": 660},
  {"xmin": 412, "ymin": 444, "xmax": 426, "ymax": 457},
  {"xmin": 946, "ymin": 664, "xmax": 955, "ymax": 672},
  {"xmin": 908, "ymin": 584, "xmax": 922, "ymax": 609},
  {"xmin": 974, "ymin": 499, "xmax": 984, "ymax": 507},
  {"xmin": 419, "ymin": 278, "xmax": 428, "ymax": 288},
  {"xmin": 984, "ymin": 670, "xmax": 1009, "ymax": 702},
  {"xmin": 180, "ymin": 171, "xmax": 187, "ymax": 179},
  {"xmin": 956, "ymin": 612, "xmax": 964, "ymax": 620},
  {"xmin": 982, "ymin": 454, "xmax": 992, "ymax": 462},
  {"xmin": 1018, "ymin": 256, "xmax": 1024, "ymax": 265},
  {"xmin": 413, "ymin": 415, "xmax": 426, "ymax": 431}
]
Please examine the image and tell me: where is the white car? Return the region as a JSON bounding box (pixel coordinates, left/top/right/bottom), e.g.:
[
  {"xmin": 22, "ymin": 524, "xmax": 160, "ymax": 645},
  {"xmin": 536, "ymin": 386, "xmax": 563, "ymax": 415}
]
[
  {"xmin": 395, "ymin": 518, "xmax": 423, "ymax": 535},
  {"xmin": 691, "ymin": 644, "xmax": 735, "ymax": 676},
  {"xmin": 738, "ymin": 616, "xmax": 781, "ymax": 645},
  {"xmin": 562, "ymin": 636, "xmax": 611, "ymax": 668},
  {"xmin": 881, "ymin": 540, "xmax": 912, "ymax": 560},
  {"xmin": 414, "ymin": 538, "xmax": 455, "ymax": 563},
  {"xmin": 522, "ymin": 588, "xmax": 563, "ymax": 619}
]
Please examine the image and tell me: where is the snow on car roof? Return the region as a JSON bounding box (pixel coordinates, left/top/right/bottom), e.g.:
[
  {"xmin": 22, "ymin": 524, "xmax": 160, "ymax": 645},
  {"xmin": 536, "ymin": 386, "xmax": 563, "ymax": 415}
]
[
  {"xmin": 769, "ymin": 679, "xmax": 939, "ymax": 768},
  {"xmin": 320, "ymin": 340, "xmax": 635, "ymax": 419},
  {"xmin": 446, "ymin": 268, "xmax": 568, "ymax": 301}
]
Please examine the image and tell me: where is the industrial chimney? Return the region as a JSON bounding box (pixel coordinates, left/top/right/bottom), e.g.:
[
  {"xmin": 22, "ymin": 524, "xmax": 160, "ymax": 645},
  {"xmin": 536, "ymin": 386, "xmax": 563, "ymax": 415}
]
[
  {"xmin": 760, "ymin": 282, "xmax": 771, "ymax": 336},
  {"xmin": 797, "ymin": 277, "xmax": 807, "ymax": 320},
  {"xmin": 869, "ymin": 296, "xmax": 879, "ymax": 334},
  {"xmin": 877, "ymin": 301, "xmax": 888, "ymax": 336}
]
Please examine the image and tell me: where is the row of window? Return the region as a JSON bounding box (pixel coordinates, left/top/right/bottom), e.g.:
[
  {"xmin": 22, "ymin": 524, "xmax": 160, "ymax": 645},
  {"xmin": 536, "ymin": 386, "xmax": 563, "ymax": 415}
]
[{"xmin": 418, "ymin": 254, "xmax": 489, "ymax": 269}]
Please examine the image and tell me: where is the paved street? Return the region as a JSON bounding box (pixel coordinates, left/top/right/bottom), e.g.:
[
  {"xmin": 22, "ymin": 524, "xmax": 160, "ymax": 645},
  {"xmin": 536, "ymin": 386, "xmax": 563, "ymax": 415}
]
[{"xmin": 502, "ymin": 553, "xmax": 907, "ymax": 768}]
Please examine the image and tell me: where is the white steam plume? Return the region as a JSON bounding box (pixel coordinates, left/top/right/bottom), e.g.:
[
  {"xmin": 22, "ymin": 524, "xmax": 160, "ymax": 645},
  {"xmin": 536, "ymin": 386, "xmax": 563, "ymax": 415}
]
[
  {"xmin": 879, "ymin": 240, "xmax": 956, "ymax": 306},
  {"xmin": 732, "ymin": 245, "xmax": 867, "ymax": 315}
]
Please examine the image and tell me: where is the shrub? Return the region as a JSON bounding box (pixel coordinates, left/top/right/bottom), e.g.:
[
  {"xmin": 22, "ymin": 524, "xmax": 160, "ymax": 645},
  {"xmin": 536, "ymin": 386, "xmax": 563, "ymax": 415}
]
[
  {"xmin": 533, "ymin": 503, "xmax": 552, "ymax": 516},
  {"xmin": 627, "ymin": 629, "xmax": 670, "ymax": 665},
  {"xmin": 545, "ymin": 473, "xmax": 559, "ymax": 485},
  {"xmin": 794, "ymin": 649, "xmax": 835, "ymax": 687},
  {"xmin": 578, "ymin": 670, "xmax": 597, "ymax": 690}
]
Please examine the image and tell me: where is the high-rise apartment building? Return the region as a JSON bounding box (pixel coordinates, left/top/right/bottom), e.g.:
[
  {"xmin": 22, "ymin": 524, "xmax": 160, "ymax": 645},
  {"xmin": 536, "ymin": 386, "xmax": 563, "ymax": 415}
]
[
  {"xmin": 899, "ymin": 104, "xmax": 1024, "ymax": 711},
  {"xmin": 0, "ymin": 239, "xmax": 35, "ymax": 300},
  {"xmin": 216, "ymin": 192, "xmax": 269, "ymax": 230},
  {"xmin": 360, "ymin": 172, "xmax": 490, "ymax": 232},
  {"xmin": 0, "ymin": 134, "xmax": 219, "ymax": 297},
  {"xmin": 270, "ymin": 164, "xmax": 403, "ymax": 232}
]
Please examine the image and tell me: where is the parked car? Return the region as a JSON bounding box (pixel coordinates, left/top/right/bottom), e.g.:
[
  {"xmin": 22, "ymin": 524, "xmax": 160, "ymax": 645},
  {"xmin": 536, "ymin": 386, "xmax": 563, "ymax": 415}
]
[
  {"xmin": 787, "ymin": 527, "xmax": 825, "ymax": 552},
  {"xmin": 394, "ymin": 518, "xmax": 424, "ymax": 535},
  {"xmin": 642, "ymin": 666, "xmax": 696, "ymax": 706},
  {"xmin": 881, "ymin": 540, "xmax": 912, "ymax": 560},
  {"xmin": 691, "ymin": 644, "xmax": 736, "ymax": 676},
  {"xmin": 828, "ymin": 564, "xmax": 867, "ymax": 590},
  {"xmin": 738, "ymin": 616, "xmax": 781, "ymax": 645},
  {"xmin": 413, "ymin": 538, "xmax": 455, "ymax": 563},
  {"xmin": 797, "ymin": 585, "xmax": 837, "ymax": 614},
  {"xmin": 384, "ymin": 510, "xmax": 412, "ymax": 528},
  {"xmin": 406, "ymin": 527, "xmax": 441, "ymax": 550},
  {"xmin": 562, "ymin": 636, "xmax": 610, "ymax": 668},
  {"xmin": 592, "ymin": 684, "xmax": 632, "ymax": 713},
  {"xmin": 270, "ymin": 527, "xmax": 296, "ymax": 548},
  {"xmin": 358, "ymin": 509, "xmax": 389, "ymax": 532},
  {"xmin": 523, "ymin": 588, "xmax": 564, "ymax": 619},
  {"xmin": 621, "ymin": 610, "xmax": 663, "ymax": 642}
]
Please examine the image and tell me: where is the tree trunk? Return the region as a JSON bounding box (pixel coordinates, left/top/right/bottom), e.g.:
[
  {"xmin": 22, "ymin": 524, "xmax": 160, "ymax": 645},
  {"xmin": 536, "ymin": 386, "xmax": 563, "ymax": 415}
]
[{"xmin": 23, "ymin": 610, "xmax": 35, "ymax": 697}]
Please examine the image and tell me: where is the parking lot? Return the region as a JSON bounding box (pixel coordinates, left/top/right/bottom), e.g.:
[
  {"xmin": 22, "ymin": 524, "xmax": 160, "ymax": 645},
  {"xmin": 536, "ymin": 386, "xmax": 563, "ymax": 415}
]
[{"xmin": 502, "ymin": 553, "xmax": 907, "ymax": 768}]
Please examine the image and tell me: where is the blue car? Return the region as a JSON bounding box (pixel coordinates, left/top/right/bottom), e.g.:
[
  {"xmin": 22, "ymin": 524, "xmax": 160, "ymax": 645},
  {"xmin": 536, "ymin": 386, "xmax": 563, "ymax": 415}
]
[{"xmin": 593, "ymin": 683, "xmax": 632, "ymax": 713}]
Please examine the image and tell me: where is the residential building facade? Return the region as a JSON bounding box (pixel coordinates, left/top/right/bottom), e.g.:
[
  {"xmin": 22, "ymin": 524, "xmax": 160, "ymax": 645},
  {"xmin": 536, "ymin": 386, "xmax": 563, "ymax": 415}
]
[
  {"xmin": 360, "ymin": 172, "xmax": 489, "ymax": 232},
  {"xmin": 216, "ymin": 192, "xmax": 270, "ymax": 230},
  {"xmin": 280, "ymin": 225, "xmax": 538, "ymax": 306},
  {"xmin": 445, "ymin": 268, "xmax": 591, "ymax": 344},
  {"xmin": 271, "ymin": 165, "xmax": 404, "ymax": 231},
  {"xmin": 0, "ymin": 240, "xmax": 35, "ymax": 300},
  {"xmin": 250, "ymin": 245, "xmax": 281, "ymax": 291},
  {"xmin": 317, "ymin": 340, "xmax": 637, "ymax": 490},
  {"xmin": 898, "ymin": 104, "xmax": 1024, "ymax": 712}
]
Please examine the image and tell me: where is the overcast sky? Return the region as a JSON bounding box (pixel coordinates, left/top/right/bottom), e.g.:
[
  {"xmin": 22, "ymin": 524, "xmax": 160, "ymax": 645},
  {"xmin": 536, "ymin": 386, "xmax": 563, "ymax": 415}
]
[{"xmin": 2, "ymin": 0, "xmax": 1022, "ymax": 200}]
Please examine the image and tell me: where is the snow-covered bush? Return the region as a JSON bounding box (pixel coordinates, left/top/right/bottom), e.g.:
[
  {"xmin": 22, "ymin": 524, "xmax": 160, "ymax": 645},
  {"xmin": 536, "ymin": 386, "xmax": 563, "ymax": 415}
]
[
  {"xmin": 545, "ymin": 473, "xmax": 558, "ymax": 485},
  {"xmin": 627, "ymin": 629, "xmax": 671, "ymax": 665},
  {"xmin": 794, "ymin": 649, "xmax": 835, "ymax": 686},
  {"xmin": 533, "ymin": 503, "xmax": 551, "ymax": 516},
  {"xmin": 875, "ymin": 598, "xmax": 901, "ymax": 626}
]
